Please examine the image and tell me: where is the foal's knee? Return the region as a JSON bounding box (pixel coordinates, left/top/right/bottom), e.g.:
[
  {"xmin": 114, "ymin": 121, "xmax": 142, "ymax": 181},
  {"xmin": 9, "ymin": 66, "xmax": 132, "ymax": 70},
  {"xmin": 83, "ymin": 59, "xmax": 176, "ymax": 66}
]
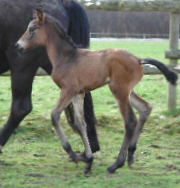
[{"xmin": 139, "ymin": 103, "xmax": 152, "ymax": 122}]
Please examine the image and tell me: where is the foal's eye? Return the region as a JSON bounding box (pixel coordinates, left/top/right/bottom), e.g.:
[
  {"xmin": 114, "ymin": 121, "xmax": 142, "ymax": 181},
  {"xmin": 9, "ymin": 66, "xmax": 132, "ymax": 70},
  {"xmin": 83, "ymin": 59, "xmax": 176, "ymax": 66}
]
[{"xmin": 29, "ymin": 28, "xmax": 35, "ymax": 33}]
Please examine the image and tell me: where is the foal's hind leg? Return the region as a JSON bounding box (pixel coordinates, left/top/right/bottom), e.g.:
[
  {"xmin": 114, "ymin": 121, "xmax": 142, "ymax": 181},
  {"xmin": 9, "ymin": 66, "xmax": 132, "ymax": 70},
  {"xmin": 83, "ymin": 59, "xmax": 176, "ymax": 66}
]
[
  {"xmin": 51, "ymin": 89, "xmax": 78, "ymax": 162},
  {"xmin": 128, "ymin": 91, "xmax": 152, "ymax": 166},
  {"xmin": 107, "ymin": 85, "xmax": 137, "ymax": 173},
  {"xmin": 71, "ymin": 94, "xmax": 93, "ymax": 174}
]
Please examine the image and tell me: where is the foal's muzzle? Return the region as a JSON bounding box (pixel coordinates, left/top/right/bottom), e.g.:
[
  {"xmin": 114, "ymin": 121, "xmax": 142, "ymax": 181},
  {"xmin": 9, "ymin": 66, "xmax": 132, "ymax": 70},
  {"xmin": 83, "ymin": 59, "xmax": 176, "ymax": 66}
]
[{"xmin": 15, "ymin": 42, "xmax": 25, "ymax": 54}]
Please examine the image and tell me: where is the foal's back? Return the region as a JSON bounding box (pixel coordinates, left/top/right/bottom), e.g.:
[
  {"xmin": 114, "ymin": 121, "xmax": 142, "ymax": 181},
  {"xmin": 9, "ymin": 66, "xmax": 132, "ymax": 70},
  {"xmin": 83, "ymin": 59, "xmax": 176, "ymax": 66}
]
[{"xmin": 68, "ymin": 48, "xmax": 144, "ymax": 92}]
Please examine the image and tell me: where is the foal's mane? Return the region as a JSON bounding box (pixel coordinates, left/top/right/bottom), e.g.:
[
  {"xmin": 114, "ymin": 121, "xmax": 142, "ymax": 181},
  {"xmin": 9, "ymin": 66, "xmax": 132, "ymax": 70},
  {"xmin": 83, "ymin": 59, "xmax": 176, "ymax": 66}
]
[
  {"xmin": 36, "ymin": 0, "xmax": 69, "ymax": 32},
  {"xmin": 45, "ymin": 14, "xmax": 78, "ymax": 49},
  {"xmin": 36, "ymin": 0, "xmax": 78, "ymax": 49}
]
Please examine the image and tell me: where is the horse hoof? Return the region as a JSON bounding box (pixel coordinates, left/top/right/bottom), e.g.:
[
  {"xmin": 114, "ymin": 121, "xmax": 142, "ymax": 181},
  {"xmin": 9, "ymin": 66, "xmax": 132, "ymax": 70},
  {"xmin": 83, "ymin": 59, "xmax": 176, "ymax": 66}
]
[
  {"xmin": 69, "ymin": 152, "xmax": 79, "ymax": 163},
  {"xmin": 84, "ymin": 167, "xmax": 91, "ymax": 175},
  {"xmin": 107, "ymin": 161, "xmax": 124, "ymax": 174},
  {"xmin": 0, "ymin": 146, "xmax": 2, "ymax": 154},
  {"xmin": 128, "ymin": 159, "xmax": 134, "ymax": 168},
  {"xmin": 107, "ymin": 166, "xmax": 116, "ymax": 174},
  {"xmin": 127, "ymin": 155, "xmax": 134, "ymax": 167}
]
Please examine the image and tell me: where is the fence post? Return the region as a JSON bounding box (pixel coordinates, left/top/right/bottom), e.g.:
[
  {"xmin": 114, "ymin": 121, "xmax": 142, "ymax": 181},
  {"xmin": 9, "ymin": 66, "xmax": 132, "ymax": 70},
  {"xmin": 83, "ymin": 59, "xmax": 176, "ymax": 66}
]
[{"xmin": 168, "ymin": 13, "xmax": 179, "ymax": 110}]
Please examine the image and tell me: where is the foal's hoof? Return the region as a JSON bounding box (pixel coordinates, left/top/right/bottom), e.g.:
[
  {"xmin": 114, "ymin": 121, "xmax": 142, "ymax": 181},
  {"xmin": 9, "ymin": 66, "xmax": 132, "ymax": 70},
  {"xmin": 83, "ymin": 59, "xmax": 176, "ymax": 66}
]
[
  {"xmin": 107, "ymin": 161, "xmax": 124, "ymax": 174},
  {"xmin": 107, "ymin": 166, "xmax": 116, "ymax": 174},
  {"xmin": 84, "ymin": 159, "xmax": 93, "ymax": 175},
  {"xmin": 127, "ymin": 157, "xmax": 134, "ymax": 168},
  {"xmin": 79, "ymin": 152, "xmax": 94, "ymax": 175},
  {"xmin": 127, "ymin": 154, "xmax": 134, "ymax": 167},
  {"xmin": 69, "ymin": 152, "xmax": 79, "ymax": 163},
  {"xmin": 84, "ymin": 167, "xmax": 91, "ymax": 175}
]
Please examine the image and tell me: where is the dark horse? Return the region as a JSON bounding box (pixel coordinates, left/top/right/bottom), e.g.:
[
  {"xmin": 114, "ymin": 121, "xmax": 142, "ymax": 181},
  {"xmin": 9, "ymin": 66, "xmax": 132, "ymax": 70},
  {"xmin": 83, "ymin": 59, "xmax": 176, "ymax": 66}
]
[
  {"xmin": 0, "ymin": 0, "xmax": 99, "ymax": 153},
  {"xmin": 16, "ymin": 9, "xmax": 178, "ymax": 174}
]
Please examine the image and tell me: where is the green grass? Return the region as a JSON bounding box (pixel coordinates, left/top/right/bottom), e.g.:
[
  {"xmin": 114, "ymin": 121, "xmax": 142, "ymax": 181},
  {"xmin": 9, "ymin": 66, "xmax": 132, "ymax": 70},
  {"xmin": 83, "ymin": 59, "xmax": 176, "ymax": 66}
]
[{"xmin": 0, "ymin": 40, "xmax": 180, "ymax": 188}]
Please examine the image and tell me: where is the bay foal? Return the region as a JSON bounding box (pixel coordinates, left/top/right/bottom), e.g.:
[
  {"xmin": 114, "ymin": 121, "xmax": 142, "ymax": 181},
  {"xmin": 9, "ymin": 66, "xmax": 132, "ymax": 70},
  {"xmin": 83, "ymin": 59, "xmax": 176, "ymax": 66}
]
[{"xmin": 16, "ymin": 10, "xmax": 178, "ymax": 174}]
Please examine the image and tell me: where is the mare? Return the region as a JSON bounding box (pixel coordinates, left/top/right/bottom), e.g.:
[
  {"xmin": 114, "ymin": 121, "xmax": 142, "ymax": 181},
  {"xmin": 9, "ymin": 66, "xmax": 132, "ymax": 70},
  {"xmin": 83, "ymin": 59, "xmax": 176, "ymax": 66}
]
[
  {"xmin": 0, "ymin": 0, "xmax": 99, "ymax": 154},
  {"xmin": 16, "ymin": 10, "xmax": 178, "ymax": 174}
]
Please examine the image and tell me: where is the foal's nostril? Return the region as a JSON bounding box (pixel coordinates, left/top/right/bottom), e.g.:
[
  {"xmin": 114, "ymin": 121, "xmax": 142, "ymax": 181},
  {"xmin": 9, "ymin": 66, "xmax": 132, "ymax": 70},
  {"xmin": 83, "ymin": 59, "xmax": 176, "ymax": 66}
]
[
  {"xmin": 14, "ymin": 43, "xmax": 19, "ymax": 49},
  {"xmin": 15, "ymin": 42, "xmax": 24, "ymax": 53}
]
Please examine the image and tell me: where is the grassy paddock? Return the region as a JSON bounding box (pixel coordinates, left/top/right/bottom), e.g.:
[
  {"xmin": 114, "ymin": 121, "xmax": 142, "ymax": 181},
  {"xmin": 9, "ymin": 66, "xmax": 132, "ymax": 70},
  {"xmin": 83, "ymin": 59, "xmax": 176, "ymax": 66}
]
[{"xmin": 0, "ymin": 40, "xmax": 180, "ymax": 188}]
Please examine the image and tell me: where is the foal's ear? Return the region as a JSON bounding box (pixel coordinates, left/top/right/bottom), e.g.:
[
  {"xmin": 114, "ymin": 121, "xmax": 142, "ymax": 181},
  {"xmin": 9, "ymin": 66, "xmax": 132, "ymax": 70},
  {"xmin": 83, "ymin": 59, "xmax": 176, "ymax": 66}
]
[{"xmin": 34, "ymin": 9, "xmax": 44, "ymax": 23}]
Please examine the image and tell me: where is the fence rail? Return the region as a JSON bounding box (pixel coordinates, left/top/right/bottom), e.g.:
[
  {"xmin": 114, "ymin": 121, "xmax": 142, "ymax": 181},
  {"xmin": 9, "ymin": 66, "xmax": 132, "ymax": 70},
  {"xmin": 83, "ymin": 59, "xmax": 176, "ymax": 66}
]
[{"xmin": 90, "ymin": 33, "xmax": 170, "ymax": 39}]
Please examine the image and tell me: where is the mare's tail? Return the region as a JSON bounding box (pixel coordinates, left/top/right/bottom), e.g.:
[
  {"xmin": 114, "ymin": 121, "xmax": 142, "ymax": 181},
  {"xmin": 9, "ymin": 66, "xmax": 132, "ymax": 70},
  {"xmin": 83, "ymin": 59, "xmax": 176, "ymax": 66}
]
[
  {"xmin": 63, "ymin": 0, "xmax": 90, "ymax": 48},
  {"xmin": 141, "ymin": 58, "xmax": 178, "ymax": 85},
  {"xmin": 63, "ymin": 0, "xmax": 100, "ymax": 153}
]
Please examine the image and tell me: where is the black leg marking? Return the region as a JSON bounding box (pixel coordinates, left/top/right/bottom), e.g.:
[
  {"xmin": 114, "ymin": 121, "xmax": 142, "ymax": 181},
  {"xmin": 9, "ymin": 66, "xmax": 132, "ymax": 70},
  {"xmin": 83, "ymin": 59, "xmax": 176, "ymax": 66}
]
[
  {"xmin": 63, "ymin": 142, "xmax": 78, "ymax": 163},
  {"xmin": 127, "ymin": 146, "xmax": 136, "ymax": 167},
  {"xmin": 107, "ymin": 105, "xmax": 137, "ymax": 174},
  {"xmin": 125, "ymin": 106, "xmax": 137, "ymax": 140},
  {"xmin": 79, "ymin": 152, "xmax": 94, "ymax": 174}
]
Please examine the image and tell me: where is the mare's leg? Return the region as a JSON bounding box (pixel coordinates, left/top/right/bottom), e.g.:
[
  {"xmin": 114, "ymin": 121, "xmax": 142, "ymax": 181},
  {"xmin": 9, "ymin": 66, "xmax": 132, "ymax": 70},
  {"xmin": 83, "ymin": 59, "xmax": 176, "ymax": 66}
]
[
  {"xmin": 71, "ymin": 94, "xmax": 93, "ymax": 174},
  {"xmin": 0, "ymin": 51, "xmax": 9, "ymax": 153},
  {"xmin": 0, "ymin": 51, "xmax": 9, "ymax": 74},
  {"xmin": 84, "ymin": 93, "xmax": 99, "ymax": 153},
  {"xmin": 0, "ymin": 65, "xmax": 38, "ymax": 152},
  {"xmin": 51, "ymin": 89, "xmax": 78, "ymax": 162},
  {"xmin": 0, "ymin": 52, "xmax": 39, "ymax": 153},
  {"xmin": 128, "ymin": 91, "xmax": 152, "ymax": 166},
  {"xmin": 107, "ymin": 84, "xmax": 137, "ymax": 173},
  {"xmin": 65, "ymin": 92, "xmax": 100, "ymax": 153}
]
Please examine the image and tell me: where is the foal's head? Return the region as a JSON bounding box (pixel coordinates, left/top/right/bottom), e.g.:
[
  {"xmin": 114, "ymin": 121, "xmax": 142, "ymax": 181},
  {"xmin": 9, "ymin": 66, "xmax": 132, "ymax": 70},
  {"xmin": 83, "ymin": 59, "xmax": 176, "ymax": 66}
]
[{"xmin": 16, "ymin": 10, "xmax": 47, "ymax": 52}]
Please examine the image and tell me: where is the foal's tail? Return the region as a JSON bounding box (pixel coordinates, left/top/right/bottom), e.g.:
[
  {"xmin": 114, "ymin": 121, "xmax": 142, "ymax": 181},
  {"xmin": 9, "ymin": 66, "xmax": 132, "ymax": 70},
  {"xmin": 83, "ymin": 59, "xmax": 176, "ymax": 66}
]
[{"xmin": 141, "ymin": 58, "xmax": 178, "ymax": 85}]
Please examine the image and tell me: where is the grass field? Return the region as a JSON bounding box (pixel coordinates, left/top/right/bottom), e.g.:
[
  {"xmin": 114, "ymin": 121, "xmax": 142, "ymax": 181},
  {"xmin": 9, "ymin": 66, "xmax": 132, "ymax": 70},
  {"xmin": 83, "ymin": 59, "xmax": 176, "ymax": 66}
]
[{"xmin": 0, "ymin": 40, "xmax": 180, "ymax": 188}]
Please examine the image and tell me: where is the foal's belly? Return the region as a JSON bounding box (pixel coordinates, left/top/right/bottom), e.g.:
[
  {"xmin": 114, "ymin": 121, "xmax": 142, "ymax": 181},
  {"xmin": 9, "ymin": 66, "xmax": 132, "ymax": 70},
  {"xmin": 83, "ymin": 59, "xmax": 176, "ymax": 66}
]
[{"xmin": 74, "ymin": 58, "xmax": 109, "ymax": 92}]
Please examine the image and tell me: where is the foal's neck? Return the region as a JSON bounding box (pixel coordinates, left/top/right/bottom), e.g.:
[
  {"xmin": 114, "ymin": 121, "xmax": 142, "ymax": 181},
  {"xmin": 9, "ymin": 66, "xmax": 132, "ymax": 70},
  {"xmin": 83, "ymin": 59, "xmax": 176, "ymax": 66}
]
[{"xmin": 45, "ymin": 24, "xmax": 77, "ymax": 67}]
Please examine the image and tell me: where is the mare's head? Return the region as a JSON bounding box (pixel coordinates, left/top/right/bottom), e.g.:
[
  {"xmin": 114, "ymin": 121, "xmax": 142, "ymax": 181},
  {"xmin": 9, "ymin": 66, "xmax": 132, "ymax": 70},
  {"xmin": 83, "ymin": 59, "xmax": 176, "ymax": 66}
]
[{"xmin": 16, "ymin": 10, "xmax": 48, "ymax": 52}]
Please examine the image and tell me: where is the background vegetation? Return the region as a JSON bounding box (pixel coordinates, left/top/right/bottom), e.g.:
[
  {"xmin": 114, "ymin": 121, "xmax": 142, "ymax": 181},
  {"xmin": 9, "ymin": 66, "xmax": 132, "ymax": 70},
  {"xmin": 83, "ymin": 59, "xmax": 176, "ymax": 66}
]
[{"xmin": 0, "ymin": 40, "xmax": 180, "ymax": 188}]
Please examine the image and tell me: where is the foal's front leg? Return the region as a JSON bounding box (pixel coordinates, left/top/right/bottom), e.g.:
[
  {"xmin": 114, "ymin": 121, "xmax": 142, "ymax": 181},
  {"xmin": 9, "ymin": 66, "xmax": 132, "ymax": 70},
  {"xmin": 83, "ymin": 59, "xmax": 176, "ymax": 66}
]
[
  {"xmin": 51, "ymin": 89, "xmax": 78, "ymax": 162},
  {"xmin": 72, "ymin": 94, "xmax": 94, "ymax": 174}
]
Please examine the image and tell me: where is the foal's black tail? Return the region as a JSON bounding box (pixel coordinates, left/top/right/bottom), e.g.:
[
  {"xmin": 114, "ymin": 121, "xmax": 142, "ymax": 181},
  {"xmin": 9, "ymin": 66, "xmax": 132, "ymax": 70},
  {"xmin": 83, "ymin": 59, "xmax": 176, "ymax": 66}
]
[{"xmin": 141, "ymin": 58, "xmax": 178, "ymax": 85}]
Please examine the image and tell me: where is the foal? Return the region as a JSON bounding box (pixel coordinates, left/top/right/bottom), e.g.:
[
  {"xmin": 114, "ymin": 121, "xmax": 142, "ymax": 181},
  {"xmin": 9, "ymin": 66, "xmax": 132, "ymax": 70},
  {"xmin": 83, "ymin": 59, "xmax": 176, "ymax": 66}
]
[{"xmin": 16, "ymin": 10, "xmax": 178, "ymax": 174}]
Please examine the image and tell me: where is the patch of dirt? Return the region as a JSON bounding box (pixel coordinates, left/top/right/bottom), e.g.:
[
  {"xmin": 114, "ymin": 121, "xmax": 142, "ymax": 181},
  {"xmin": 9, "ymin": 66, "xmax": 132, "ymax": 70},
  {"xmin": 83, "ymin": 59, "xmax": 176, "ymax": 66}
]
[
  {"xmin": 33, "ymin": 153, "xmax": 46, "ymax": 157},
  {"xmin": 0, "ymin": 160, "xmax": 14, "ymax": 166},
  {"xmin": 150, "ymin": 144, "xmax": 162, "ymax": 149},
  {"xmin": 25, "ymin": 173, "xmax": 45, "ymax": 178},
  {"xmin": 165, "ymin": 164, "xmax": 177, "ymax": 170},
  {"xmin": 156, "ymin": 155, "xmax": 166, "ymax": 160},
  {"xmin": 23, "ymin": 180, "xmax": 41, "ymax": 185}
]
